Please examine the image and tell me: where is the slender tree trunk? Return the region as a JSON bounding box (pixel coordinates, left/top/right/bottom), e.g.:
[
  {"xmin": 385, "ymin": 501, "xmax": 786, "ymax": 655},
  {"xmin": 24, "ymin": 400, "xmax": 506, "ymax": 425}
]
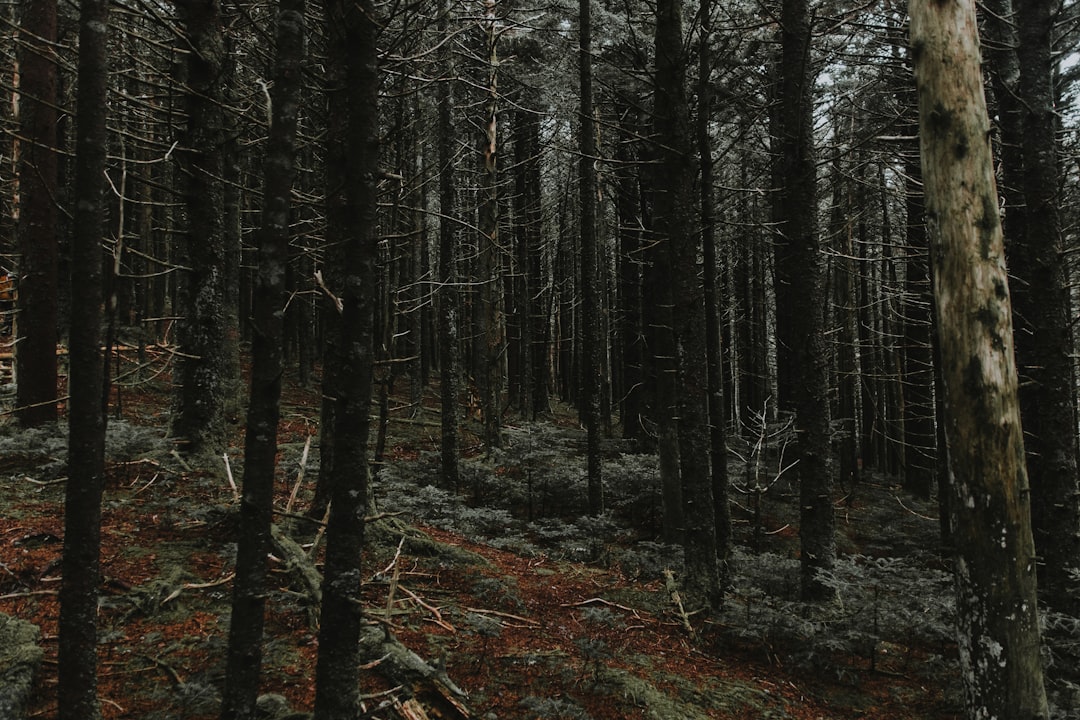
[
  {"xmin": 312, "ymin": 0, "xmax": 378, "ymax": 715},
  {"xmin": 1014, "ymin": 0, "xmax": 1080, "ymax": 610},
  {"xmin": 437, "ymin": 0, "xmax": 460, "ymax": 488},
  {"xmin": 655, "ymin": 0, "xmax": 719, "ymax": 609},
  {"xmin": 615, "ymin": 106, "xmax": 645, "ymax": 443},
  {"xmin": 58, "ymin": 0, "xmax": 108, "ymax": 716},
  {"xmin": 15, "ymin": 0, "xmax": 59, "ymax": 426},
  {"xmin": 173, "ymin": 0, "xmax": 227, "ymax": 458},
  {"xmin": 910, "ymin": 1, "xmax": 1049, "ymax": 715},
  {"xmin": 309, "ymin": 0, "xmax": 350, "ymax": 523},
  {"xmin": 478, "ymin": 0, "xmax": 502, "ymax": 449},
  {"xmin": 901, "ymin": 141, "xmax": 936, "ymax": 499},
  {"xmin": 220, "ymin": 1, "xmax": 304, "ymax": 717},
  {"xmin": 775, "ymin": 0, "xmax": 834, "ymax": 601},
  {"xmin": 579, "ymin": 0, "xmax": 602, "ymax": 515},
  {"xmin": 697, "ymin": 0, "xmax": 730, "ymax": 586}
]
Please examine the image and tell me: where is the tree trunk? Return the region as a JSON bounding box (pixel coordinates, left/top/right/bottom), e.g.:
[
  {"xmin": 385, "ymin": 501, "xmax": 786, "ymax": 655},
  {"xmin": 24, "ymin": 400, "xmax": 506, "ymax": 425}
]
[
  {"xmin": 655, "ymin": 0, "xmax": 719, "ymax": 609},
  {"xmin": 173, "ymin": 0, "xmax": 227, "ymax": 458},
  {"xmin": 58, "ymin": 0, "xmax": 109, "ymax": 716},
  {"xmin": 15, "ymin": 0, "xmax": 59, "ymax": 426},
  {"xmin": 910, "ymin": 1, "xmax": 1049, "ymax": 715},
  {"xmin": 615, "ymin": 105, "xmax": 645, "ymax": 443},
  {"xmin": 477, "ymin": 0, "xmax": 502, "ymax": 450},
  {"xmin": 312, "ymin": 0, "xmax": 379, "ymax": 718},
  {"xmin": 579, "ymin": 0, "xmax": 602, "ymax": 516},
  {"xmin": 437, "ymin": 0, "xmax": 460, "ymax": 488},
  {"xmin": 775, "ymin": 0, "xmax": 835, "ymax": 601},
  {"xmin": 1014, "ymin": 0, "xmax": 1080, "ymax": 611},
  {"xmin": 220, "ymin": 1, "xmax": 304, "ymax": 717},
  {"xmin": 697, "ymin": 0, "xmax": 731, "ymax": 587}
]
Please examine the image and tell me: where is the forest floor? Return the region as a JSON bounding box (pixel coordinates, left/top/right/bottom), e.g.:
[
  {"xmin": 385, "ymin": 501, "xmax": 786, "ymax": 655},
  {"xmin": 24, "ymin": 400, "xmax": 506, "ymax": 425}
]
[{"xmin": 0, "ymin": 351, "xmax": 967, "ymax": 720}]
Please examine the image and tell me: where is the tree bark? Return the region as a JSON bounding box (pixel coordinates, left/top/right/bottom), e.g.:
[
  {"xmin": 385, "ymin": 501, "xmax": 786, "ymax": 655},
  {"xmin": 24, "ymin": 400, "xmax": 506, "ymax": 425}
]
[
  {"xmin": 697, "ymin": 0, "xmax": 731, "ymax": 587},
  {"xmin": 172, "ymin": 0, "xmax": 227, "ymax": 458},
  {"xmin": 579, "ymin": 0, "xmax": 602, "ymax": 516},
  {"xmin": 15, "ymin": 0, "xmax": 60, "ymax": 426},
  {"xmin": 655, "ymin": 0, "xmax": 719, "ymax": 609},
  {"xmin": 437, "ymin": 0, "xmax": 460, "ymax": 488},
  {"xmin": 312, "ymin": 0, "xmax": 378, "ymax": 715},
  {"xmin": 221, "ymin": 0, "xmax": 304, "ymax": 716},
  {"xmin": 775, "ymin": 0, "xmax": 835, "ymax": 601},
  {"xmin": 58, "ymin": 0, "xmax": 109, "ymax": 716},
  {"xmin": 910, "ymin": 1, "xmax": 1049, "ymax": 716},
  {"xmin": 1014, "ymin": 0, "xmax": 1080, "ymax": 611}
]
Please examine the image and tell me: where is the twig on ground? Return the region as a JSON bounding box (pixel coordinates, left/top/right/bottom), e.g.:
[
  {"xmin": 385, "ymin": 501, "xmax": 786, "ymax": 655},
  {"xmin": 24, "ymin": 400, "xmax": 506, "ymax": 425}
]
[
  {"xmin": 222, "ymin": 453, "xmax": 239, "ymax": 502},
  {"xmin": 284, "ymin": 434, "xmax": 313, "ymax": 515},
  {"xmin": 463, "ymin": 606, "xmax": 538, "ymax": 626}
]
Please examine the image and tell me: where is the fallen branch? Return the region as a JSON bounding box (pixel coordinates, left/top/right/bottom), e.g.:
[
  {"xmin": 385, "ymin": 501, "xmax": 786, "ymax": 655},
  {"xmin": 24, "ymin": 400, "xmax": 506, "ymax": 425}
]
[
  {"xmin": 284, "ymin": 434, "xmax": 313, "ymax": 515},
  {"xmin": 399, "ymin": 584, "xmax": 456, "ymax": 632},
  {"xmin": 463, "ymin": 606, "xmax": 538, "ymax": 627},
  {"xmin": 662, "ymin": 569, "xmax": 694, "ymax": 636}
]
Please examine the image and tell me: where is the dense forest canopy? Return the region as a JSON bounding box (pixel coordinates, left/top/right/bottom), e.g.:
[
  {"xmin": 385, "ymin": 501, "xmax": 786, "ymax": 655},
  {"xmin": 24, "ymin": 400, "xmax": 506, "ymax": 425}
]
[{"xmin": 1, "ymin": 0, "xmax": 1079, "ymax": 718}]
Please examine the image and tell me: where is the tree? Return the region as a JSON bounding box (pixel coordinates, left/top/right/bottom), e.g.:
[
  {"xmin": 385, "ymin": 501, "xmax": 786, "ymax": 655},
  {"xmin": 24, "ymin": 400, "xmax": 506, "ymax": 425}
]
[
  {"xmin": 579, "ymin": 0, "xmax": 602, "ymax": 516},
  {"xmin": 697, "ymin": 0, "xmax": 731, "ymax": 587},
  {"xmin": 58, "ymin": 0, "xmax": 109, "ymax": 716},
  {"xmin": 654, "ymin": 0, "xmax": 719, "ymax": 608},
  {"xmin": 910, "ymin": 0, "xmax": 1049, "ymax": 716},
  {"xmin": 1012, "ymin": 0, "xmax": 1080, "ymax": 610},
  {"xmin": 220, "ymin": 0, "xmax": 305, "ymax": 716},
  {"xmin": 172, "ymin": 0, "xmax": 228, "ymax": 458},
  {"xmin": 437, "ymin": 0, "xmax": 460, "ymax": 489},
  {"xmin": 312, "ymin": 0, "xmax": 379, "ymax": 716},
  {"xmin": 774, "ymin": 0, "xmax": 835, "ymax": 601},
  {"xmin": 15, "ymin": 0, "xmax": 60, "ymax": 426}
]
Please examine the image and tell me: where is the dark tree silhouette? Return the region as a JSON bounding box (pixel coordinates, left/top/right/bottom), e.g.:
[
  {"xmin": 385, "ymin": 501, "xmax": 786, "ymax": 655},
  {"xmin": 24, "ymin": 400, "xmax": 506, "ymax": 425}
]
[
  {"xmin": 312, "ymin": 0, "xmax": 379, "ymax": 716},
  {"xmin": 15, "ymin": 0, "xmax": 59, "ymax": 426},
  {"xmin": 774, "ymin": 0, "xmax": 835, "ymax": 601},
  {"xmin": 58, "ymin": 0, "xmax": 109, "ymax": 716},
  {"xmin": 220, "ymin": 0, "xmax": 305, "ymax": 716},
  {"xmin": 579, "ymin": 0, "xmax": 602, "ymax": 516},
  {"xmin": 172, "ymin": 0, "xmax": 228, "ymax": 457},
  {"xmin": 655, "ymin": 0, "xmax": 719, "ymax": 608}
]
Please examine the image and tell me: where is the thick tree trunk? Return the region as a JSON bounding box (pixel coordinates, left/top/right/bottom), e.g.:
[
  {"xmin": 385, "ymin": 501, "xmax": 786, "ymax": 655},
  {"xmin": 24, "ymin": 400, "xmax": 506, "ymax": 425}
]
[
  {"xmin": 579, "ymin": 0, "xmax": 602, "ymax": 515},
  {"xmin": 220, "ymin": 1, "xmax": 304, "ymax": 717},
  {"xmin": 15, "ymin": 0, "xmax": 59, "ymax": 426},
  {"xmin": 312, "ymin": 0, "xmax": 379, "ymax": 717},
  {"xmin": 58, "ymin": 0, "xmax": 109, "ymax": 716},
  {"xmin": 910, "ymin": 1, "xmax": 1049, "ymax": 716},
  {"xmin": 655, "ymin": 0, "xmax": 719, "ymax": 609},
  {"xmin": 173, "ymin": 0, "xmax": 227, "ymax": 458}
]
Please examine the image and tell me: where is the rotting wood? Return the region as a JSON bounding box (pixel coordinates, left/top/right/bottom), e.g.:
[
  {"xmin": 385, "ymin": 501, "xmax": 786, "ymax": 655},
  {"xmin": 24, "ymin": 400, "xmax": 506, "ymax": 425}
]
[{"xmin": 662, "ymin": 569, "xmax": 694, "ymax": 635}]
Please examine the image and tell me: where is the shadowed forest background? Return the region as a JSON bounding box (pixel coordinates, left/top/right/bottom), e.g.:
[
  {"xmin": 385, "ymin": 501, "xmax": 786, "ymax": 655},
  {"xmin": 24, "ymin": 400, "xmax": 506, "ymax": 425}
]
[{"xmin": 0, "ymin": 0, "xmax": 1079, "ymax": 718}]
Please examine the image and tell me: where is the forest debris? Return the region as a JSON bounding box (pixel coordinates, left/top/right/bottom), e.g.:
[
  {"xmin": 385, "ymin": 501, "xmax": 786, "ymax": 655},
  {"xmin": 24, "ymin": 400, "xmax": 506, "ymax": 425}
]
[
  {"xmin": 463, "ymin": 606, "xmax": 538, "ymax": 627},
  {"xmin": 662, "ymin": 569, "xmax": 694, "ymax": 636},
  {"xmin": 222, "ymin": 453, "xmax": 239, "ymax": 502},
  {"xmin": 284, "ymin": 434, "xmax": 312, "ymax": 515},
  {"xmin": 399, "ymin": 584, "xmax": 455, "ymax": 632},
  {"xmin": 357, "ymin": 623, "xmax": 472, "ymax": 719},
  {"xmin": 270, "ymin": 523, "xmax": 322, "ymax": 625}
]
